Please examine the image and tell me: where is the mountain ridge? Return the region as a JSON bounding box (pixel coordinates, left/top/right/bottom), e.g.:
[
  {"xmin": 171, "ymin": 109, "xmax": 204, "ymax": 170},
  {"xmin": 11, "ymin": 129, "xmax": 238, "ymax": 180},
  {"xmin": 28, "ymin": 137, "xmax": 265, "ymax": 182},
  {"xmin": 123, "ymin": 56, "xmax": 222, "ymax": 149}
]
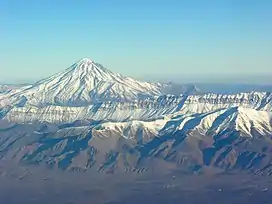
[
  {"xmin": 1, "ymin": 91, "xmax": 271, "ymax": 124},
  {"xmin": 0, "ymin": 106, "xmax": 271, "ymax": 174}
]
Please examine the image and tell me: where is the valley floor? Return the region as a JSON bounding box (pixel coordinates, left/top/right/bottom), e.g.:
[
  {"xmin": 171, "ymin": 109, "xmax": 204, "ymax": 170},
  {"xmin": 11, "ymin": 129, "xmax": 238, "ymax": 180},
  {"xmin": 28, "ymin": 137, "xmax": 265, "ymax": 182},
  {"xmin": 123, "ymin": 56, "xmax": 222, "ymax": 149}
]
[{"xmin": 0, "ymin": 163, "xmax": 271, "ymax": 204}]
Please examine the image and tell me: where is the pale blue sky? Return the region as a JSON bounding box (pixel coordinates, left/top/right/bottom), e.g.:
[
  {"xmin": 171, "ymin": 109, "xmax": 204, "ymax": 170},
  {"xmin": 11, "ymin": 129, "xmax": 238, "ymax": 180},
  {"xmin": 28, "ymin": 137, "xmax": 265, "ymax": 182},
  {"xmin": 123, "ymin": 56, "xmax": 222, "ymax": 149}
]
[{"xmin": 1, "ymin": 0, "xmax": 271, "ymax": 83}]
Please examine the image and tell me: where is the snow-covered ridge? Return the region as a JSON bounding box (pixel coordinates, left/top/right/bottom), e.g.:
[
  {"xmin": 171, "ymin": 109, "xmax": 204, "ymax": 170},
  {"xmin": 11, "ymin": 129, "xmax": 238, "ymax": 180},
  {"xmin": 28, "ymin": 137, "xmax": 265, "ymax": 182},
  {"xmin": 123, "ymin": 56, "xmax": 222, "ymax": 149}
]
[
  {"xmin": 2, "ymin": 91, "xmax": 271, "ymax": 123},
  {"xmin": 0, "ymin": 106, "xmax": 271, "ymax": 174},
  {"xmin": 96, "ymin": 107, "xmax": 272, "ymax": 138}
]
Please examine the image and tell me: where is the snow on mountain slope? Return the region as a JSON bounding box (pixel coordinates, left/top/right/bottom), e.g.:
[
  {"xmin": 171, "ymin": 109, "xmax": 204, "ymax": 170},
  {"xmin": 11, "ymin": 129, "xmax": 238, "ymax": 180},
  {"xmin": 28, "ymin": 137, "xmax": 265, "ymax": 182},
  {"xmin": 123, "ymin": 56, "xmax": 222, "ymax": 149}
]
[
  {"xmin": 2, "ymin": 91, "xmax": 272, "ymax": 123},
  {"xmin": 0, "ymin": 84, "xmax": 32, "ymax": 108},
  {"xmin": 0, "ymin": 107, "xmax": 271, "ymax": 174},
  {"xmin": 0, "ymin": 84, "xmax": 28, "ymax": 94},
  {"xmin": 94, "ymin": 107, "xmax": 272, "ymax": 138},
  {"xmin": 176, "ymin": 107, "xmax": 272, "ymax": 137},
  {"xmin": 6, "ymin": 58, "xmax": 168, "ymax": 106},
  {"xmin": 2, "ymin": 101, "xmax": 171, "ymax": 123},
  {"xmin": 95, "ymin": 119, "xmax": 167, "ymax": 141},
  {"xmin": 179, "ymin": 91, "xmax": 272, "ymax": 113},
  {"xmin": 0, "ymin": 85, "xmax": 12, "ymax": 93}
]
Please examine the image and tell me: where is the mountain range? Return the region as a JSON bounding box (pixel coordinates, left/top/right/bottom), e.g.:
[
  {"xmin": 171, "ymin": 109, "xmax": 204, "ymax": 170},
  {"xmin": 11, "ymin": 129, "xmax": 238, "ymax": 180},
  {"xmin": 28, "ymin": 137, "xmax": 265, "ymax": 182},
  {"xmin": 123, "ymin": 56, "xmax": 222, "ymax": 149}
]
[{"xmin": 0, "ymin": 58, "xmax": 271, "ymax": 175}]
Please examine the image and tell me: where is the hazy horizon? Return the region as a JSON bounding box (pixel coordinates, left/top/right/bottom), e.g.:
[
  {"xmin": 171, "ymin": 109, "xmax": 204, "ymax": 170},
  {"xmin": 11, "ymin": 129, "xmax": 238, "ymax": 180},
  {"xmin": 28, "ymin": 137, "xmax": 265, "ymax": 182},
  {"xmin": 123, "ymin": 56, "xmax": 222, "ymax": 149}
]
[{"xmin": 1, "ymin": 69, "xmax": 272, "ymax": 85}]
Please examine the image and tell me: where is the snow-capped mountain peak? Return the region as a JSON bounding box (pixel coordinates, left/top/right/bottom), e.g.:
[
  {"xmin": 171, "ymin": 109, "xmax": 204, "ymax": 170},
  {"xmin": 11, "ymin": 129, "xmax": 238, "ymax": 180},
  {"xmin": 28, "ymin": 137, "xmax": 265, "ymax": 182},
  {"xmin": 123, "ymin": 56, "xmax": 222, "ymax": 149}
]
[
  {"xmin": 69, "ymin": 58, "xmax": 115, "ymax": 80},
  {"xmin": 79, "ymin": 57, "xmax": 93, "ymax": 63},
  {"xmin": 46, "ymin": 58, "xmax": 115, "ymax": 83},
  {"xmin": 5, "ymin": 58, "xmax": 166, "ymax": 106}
]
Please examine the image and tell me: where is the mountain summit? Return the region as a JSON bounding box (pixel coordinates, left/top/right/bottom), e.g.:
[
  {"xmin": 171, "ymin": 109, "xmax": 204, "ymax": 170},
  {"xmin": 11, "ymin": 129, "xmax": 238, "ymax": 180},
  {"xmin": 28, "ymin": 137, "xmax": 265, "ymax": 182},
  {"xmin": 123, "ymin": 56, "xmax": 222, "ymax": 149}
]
[{"xmin": 68, "ymin": 58, "xmax": 118, "ymax": 80}]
